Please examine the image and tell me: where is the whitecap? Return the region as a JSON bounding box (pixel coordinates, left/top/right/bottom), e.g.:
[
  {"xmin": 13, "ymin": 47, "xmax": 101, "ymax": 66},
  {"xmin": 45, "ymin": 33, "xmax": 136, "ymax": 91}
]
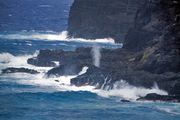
[
  {"xmin": 156, "ymin": 106, "xmax": 180, "ymax": 115},
  {"xmin": 0, "ymin": 31, "xmax": 120, "ymax": 45},
  {"xmin": 0, "ymin": 52, "xmax": 52, "ymax": 73},
  {"xmin": 0, "ymin": 53, "xmax": 167, "ymax": 101},
  {"xmin": 94, "ymin": 80, "xmax": 168, "ymax": 100}
]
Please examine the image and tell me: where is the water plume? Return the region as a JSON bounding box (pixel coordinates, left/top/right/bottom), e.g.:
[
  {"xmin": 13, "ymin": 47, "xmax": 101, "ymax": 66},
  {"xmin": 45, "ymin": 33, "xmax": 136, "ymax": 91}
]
[{"xmin": 91, "ymin": 45, "xmax": 101, "ymax": 67}]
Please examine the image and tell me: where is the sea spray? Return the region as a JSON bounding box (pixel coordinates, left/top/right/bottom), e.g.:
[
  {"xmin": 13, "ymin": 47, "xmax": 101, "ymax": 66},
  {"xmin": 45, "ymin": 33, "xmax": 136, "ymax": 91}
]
[
  {"xmin": 0, "ymin": 53, "xmax": 168, "ymax": 100},
  {"xmin": 96, "ymin": 80, "xmax": 168, "ymax": 100},
  {"xmin": 0, "ymin": 52, "xmax": 52, "ymax": 72},
  {"xmin": 0, "ymin": 31, "xmax": 116, "ymax": 44},
  {"xmin": 91, "ymin": 45, "xmax": 101, "ymax": 67}
]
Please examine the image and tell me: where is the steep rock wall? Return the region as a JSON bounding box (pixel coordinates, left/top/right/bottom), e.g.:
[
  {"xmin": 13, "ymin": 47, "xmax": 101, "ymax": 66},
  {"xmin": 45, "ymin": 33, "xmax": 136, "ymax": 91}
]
[
  {"xmin": 123, "ymin": 0, "xmax": 180, "ymax": 74},
  {"xmin": 68, "ymin": 0, "xmax": 146, "ymax": 42}
]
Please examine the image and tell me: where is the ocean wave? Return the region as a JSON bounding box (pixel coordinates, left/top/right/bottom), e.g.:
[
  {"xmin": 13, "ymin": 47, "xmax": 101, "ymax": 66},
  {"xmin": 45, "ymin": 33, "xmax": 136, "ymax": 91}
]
[
  {"xmin": 6, "ymin": 72, "xmax": 167, "ymax": 101},
  {"xmin": 0, "ymin": 53, "xmax": 167, "ymax": 101},
  {"xmin": 0, "ymin": 52, "xmax": 52, "ymax": 72},
  {"xmin": 95, "ymin": 81, "xmax": 168, "ymax": 100},
  {"xmin": 0, "ymin": 31, "xmax": 118, "ymax": 44}
]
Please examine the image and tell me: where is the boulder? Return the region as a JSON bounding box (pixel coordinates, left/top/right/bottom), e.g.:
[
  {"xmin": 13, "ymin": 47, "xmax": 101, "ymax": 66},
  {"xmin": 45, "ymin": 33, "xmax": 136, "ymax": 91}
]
[
  {"xmin": 137, "ymin": 93, "xmax": 180, "ymax": 102},
  {"xmin": 71, "ymin": 65, "xmax": 107, "ymax": 88},
  {"xmin": 47, "ymin": 64, "xmax": 83, "ymax": 77},
  {"xmin": 27, "ymin": 57, "xmax": 56, "ymax": 67},
  {"xmin": 1, "ymin": 67, "xmax": 40, "ymax": 74}
]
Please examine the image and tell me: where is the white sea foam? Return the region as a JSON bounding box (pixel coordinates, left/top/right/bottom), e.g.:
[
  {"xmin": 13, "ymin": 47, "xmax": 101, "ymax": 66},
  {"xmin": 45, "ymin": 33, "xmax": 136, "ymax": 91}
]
[
  {"xmin": 156, "ymin": 106, "xmax": 180, "ymax": 115},
  {"xmin": 78, "ymin": 66, "xmax": 88, "ymax": 75},
  {"xmin": 13, "ymin": 71, "xmax": 167, "ymax": 100},
  {"xmin": 0, "ymin": 53, "xmax": 168, "ymax": 100},
  {"xmin": 38, "ymin": 5, "xmax": 53, "ymax": 8},
  {"xmin": 0, "ymin": 31, "xmax": 116, "ymax": 44},
  {"xmin": 0, "ymin": 52, "xmax": 52, "ymax": 73},
  {"xmin": 26, "ymin": 43, "xmax": 32, "ymax": 46},
  {"xmin": 95, "ymin": 80, "xmax": 168, "ymax": 100}
]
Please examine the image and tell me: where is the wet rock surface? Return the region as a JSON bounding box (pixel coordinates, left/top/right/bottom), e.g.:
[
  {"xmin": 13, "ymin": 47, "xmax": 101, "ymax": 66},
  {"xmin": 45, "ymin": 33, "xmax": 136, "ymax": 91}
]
[
  {"xmin": 28, "ymin": 47, "xmax": 180, "ymax": 100},
  {"xmin": 137, "ymin": 93, "xmax": 180, "ymax": 102},
  {"xmin": 47, "ymin": 64, "xmax": 83, "ymax": 77},
  {"xmin": 25, "ymin": 0, "xmax": 180, "ymax": 102},
  {"xmin": 1, "ymin": 67, "xmax": 40, "ymax": 74}
]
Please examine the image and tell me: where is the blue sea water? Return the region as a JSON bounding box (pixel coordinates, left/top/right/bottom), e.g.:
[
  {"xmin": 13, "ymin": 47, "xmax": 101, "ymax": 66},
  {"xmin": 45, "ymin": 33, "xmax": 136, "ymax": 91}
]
[{"xmin": 0, "ymin": 0, "xmax": 180, "ymax": 120}]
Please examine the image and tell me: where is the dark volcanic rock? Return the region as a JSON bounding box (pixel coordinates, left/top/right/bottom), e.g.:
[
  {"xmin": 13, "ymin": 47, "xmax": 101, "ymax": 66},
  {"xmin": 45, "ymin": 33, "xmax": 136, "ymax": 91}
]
[
  {"xmin": 27, "ymin": 49, "xmax": 64, "ymax": 67},
  {"xmin": 26, "ymin": 0, "xmax": 180, "ymax": 102},
  {"xmin": 1, "ymin": 67, "xmax": 40, "ymax": 74},
  {"xmin": 123, "ymin": 0, "xmax": 180, "ymax": 74},
  {"xmin": 137, "ymin": 93, "xmax": 180, "ymax": 102},
  {"xmin": 27, "ymin": 48, "xmax": 92, "ymax": 67},
  {"xmin": 68, "ymin": 0, "xmax": 146, "ymax": 42},
  {"xmin": 71, "ymin": 64, "xmax": 180, "ymax": 94},
  {"xmin": 68, "ymin": 0, "xmax": 180, "ymax": 73},
  {"xmin": 71, "ymin": 65, "xmax": 107, "ymax": 88},
  {"xmin": 121, "ymin": 99, "xmax": 131, "ymax": 103},
  {"xmin": 47, "ymin": 64, "xmax": 83, "ymax": 77},
  {"xmin": 27, "ymin": 57, "xmax": 56, "ymax": 67},
  {"xmin": 169, "ymin": 82, "xmax": 180, "ymax": 96},
  {"xmin": 29, "ymin": 47, "xmax": 180, "ymax": 97}
]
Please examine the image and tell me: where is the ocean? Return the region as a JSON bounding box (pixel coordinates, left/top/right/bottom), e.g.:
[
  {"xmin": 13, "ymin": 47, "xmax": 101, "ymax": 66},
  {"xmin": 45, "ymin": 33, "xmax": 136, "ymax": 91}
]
[{"xmin": 0, "ymin": 0, "xmax": 180, "ymax": 120}]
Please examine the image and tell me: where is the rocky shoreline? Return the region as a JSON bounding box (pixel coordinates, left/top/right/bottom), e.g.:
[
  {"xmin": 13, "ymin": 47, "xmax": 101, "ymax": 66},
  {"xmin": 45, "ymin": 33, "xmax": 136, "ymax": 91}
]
[
  {"xmin": 1, "ymin": 0, "xmax": 179, "ymax": 102},
  {"xmin": 15, "ymin": 47, "xmax": 180, "ymax": 102},
  {"xmin": 1, "ymin": 67, "xmax": 40, "ymax": 74},
  {"xmin": 67, "ymin": 0, "xmax": 180, "ymax": 102}
]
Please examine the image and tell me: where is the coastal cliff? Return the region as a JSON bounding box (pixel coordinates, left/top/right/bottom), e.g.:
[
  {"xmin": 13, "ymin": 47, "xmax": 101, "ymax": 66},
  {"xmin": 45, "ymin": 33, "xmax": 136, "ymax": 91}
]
[
  {"xmin": 67, "ymin": 0, "xmax": 146, "ymax": 42},
  {"xmin": 67, "ymin": 0, "xmax": 180, "ymax": 99},
  {"xmin": 2, "ymin": 0, "xmax": 179, "ymax": 102},
  {"xmin": 67, "ymin": 0, "xmax": 180, "ymax": 74},
  {"xmin": 25, "ymin": 0, "xmax": 180, "ymax": 101}
]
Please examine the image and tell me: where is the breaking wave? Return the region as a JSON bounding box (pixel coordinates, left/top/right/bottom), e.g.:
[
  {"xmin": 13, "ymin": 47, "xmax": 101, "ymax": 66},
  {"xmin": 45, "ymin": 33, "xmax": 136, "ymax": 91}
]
[
  {"xmin": 0, "ymin": 31, "xmax": 117, "ymax": 44},
  {"xmin": 0, "ymin": 52, "xmax": 167, "ymax": 100},
  {"xmin": 0, "ymin": 52, "xmax": 52, "ymax": 72},
  {"xmin": 156, "ymin": 105, "xmax": 180, "ymax": 115},
  {"xmin": 96, "ymin": 81, "xmax": 167, "ymax": 100}
]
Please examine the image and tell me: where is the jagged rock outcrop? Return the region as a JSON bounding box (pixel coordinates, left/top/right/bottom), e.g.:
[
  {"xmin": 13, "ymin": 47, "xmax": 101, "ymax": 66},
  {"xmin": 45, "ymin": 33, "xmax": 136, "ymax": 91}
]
[
  {"xmin": 47, "ymin": 64, "xmax": 83, "ymax": 77},
  {"xmin": 26, "ymin": 0, "xmax": 180, "ymax": 102},
  {"xmin": 137, "ymin": 93, "xmax": 180, "ymax": 102},
  {"xmin": 68, "ymin": 0, "xmax": 146, "ymax": 42},
  {"xmin": 27, "ymin": 49, "xmax": 64, "ymax": 67},
  {"xmin": 123, "ymin": 0, "xmax": 180, "ymax": 74},
  {"xmin": 28, "ymin": 48, "xmax": 180, "ymax": 97},
  {"xmin": 28, "ymin": 48, "xmax": 92, "ymax": 67},
  {"xmin": 67, "ymin": 0, "xmax": 180, "ymax": 101},
  {"xmin": 1, "ymin": 67, "xmax": 40, "ymax": 74},
  {"xmin": 68, "ymin": 0, "xmax": 180, "ymax": 74}
]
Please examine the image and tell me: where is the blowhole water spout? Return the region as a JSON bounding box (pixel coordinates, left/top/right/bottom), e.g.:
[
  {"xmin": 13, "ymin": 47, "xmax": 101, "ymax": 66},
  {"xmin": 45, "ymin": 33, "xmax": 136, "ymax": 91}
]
[{"xmin": 91, "ymin": 45, "xmax": 101, "ymax": 67}]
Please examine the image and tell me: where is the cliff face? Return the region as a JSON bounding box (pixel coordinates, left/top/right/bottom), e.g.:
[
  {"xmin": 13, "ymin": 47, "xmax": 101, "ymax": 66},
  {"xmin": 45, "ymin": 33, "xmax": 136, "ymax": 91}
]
[
  {"xmin": 22, "ymin": 0, "xmax": 180, "ymax": 101},
  {"xmin": 124, "ymin": 0, "xmax": 180, "ymax": 74},
  {"xmin": 68, "ymin": 0, "xmax": 146, "ymax": 42},
  {"xmin": 68, "ymin": 0, "xmax": 180, "ymax": 74},
  {"xmin": 65, "ymin": 0, "xmax": 180, "ymax": 97}
]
